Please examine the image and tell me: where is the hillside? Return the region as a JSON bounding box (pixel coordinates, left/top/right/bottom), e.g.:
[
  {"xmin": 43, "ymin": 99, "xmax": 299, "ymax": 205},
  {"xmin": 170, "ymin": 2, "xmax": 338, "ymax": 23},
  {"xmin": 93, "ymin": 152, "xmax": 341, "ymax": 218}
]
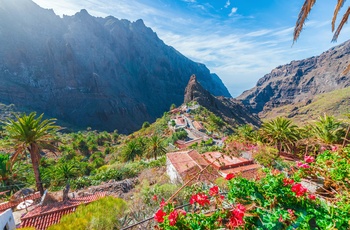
[
  {"xmin": 237, "ymin": 40, "xmax": 350, "ymax": 118},
  {"xmin": 260, "ymin": 86, "xmax": 350, "ymax": 123},
  {"xmin": 0, "ymin": 0, "xmax": 230, "ymax": 134}
]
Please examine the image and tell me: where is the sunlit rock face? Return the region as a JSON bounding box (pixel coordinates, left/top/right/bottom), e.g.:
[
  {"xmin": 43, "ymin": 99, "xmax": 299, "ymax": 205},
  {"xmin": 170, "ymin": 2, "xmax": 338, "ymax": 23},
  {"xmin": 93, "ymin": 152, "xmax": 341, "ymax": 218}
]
[{"xmin": 0, "ymin": 0, "xmax": 230, "ymax": 133}]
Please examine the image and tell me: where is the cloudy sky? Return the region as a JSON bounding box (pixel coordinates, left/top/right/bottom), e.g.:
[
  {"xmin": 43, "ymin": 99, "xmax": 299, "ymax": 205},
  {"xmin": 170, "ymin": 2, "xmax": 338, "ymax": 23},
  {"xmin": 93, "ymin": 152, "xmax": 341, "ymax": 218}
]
[{"xmin": 32, "ymin": 0, "xmax": 350, "ymax": 97}]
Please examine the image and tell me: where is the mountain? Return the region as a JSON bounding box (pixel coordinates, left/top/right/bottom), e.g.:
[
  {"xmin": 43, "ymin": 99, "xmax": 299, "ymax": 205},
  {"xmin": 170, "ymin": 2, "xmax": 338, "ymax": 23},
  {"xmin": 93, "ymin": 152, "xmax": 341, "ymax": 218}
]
[
  {"xmin": 0, "ymin": 0, "xmax": 231, "ymax": 133},
  {"xmin": 237, "ymin": 40, "xmax": 350, "ymax": 120},
  {"xmin": 184, "ymin": 75, "xmax": 260, "ymax": 127}
]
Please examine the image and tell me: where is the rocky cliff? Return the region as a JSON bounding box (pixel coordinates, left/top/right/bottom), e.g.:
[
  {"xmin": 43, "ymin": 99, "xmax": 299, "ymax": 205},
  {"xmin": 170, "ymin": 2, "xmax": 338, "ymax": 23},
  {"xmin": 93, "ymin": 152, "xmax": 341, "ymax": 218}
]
[
  {"xmin": 184, "ymin": 75, "xmax": 260, "ymax": 127},
  {"xmin": 237, "ymin": 40, "xmax": 350, "ymax": 117},
  {"xmin": 0, "ymin": 0, "xmax": 230, "ymax": 133}
]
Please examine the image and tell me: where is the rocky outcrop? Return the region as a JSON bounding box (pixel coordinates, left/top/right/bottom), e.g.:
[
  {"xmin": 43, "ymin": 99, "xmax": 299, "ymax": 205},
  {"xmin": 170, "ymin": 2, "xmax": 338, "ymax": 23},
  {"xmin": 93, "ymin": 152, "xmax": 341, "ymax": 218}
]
[
  {"xmin": 0, "ymin": 0, "xmax": 230, "ymax": 133},
  {"xmin": 184, "ymin": 75, "xmax": 260, "ymax": 127},
  {"xmin": 237, "ymin": 40, "xmax": 350, "ymax": 116}
]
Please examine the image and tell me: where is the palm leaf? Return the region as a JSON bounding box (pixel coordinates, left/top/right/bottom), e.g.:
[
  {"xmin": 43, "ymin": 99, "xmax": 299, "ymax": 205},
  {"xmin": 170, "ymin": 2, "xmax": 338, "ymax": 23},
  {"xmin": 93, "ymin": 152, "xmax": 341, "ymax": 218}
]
[
  {"xmin": 332, "ymin": 0, "xmax": 346, "ymax": 31},
  {"xmin": 294, "ymin": 0, "xmax": 317, "ymax": 42},
  {"xmin": 332, "ymin": 6, "xmax": 350, "ymax": 41}
]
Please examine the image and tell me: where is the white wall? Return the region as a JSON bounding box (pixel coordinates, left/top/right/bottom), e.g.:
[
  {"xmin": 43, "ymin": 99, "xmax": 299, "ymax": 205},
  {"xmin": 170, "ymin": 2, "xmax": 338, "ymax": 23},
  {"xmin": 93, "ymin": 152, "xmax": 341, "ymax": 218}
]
[
  {"xmin": 166, "ymin": 158, "xmax": 183, "ymax": 184},
  {"xmin": 0, "ymin": 209, "xmax": 16, "ymax": 230}
]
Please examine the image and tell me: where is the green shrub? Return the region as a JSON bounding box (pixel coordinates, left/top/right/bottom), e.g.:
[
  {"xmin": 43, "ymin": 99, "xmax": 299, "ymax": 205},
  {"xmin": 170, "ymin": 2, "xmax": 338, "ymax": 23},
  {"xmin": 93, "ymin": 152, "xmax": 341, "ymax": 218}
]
[{"xmin": 48, "ymin": 197, "xmax": 127, "ymax": 230}]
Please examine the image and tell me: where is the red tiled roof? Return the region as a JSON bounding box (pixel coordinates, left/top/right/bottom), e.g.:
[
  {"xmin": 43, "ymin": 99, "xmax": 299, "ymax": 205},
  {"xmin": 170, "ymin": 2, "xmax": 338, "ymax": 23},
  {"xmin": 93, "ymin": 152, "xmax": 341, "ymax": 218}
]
[
  {"xmin": 20, "ymin": 192, "xmax": 106, "ymax": 230},
  {"xmin": 202, "ymin": 152, "xmax": 253, "ymax": 170},
  {"xmin": 220, "ymin": 164, "xmax": 261, "ymax": 180},
  {"xmin": 0, "ymin": 192, "xmax": 41, "ymax": 213},
  {"xmin": 174, "ymin": 138, "xmax": 202, "ymax": 149},
  {"xmin": 193, "ymin": 121, "xmax": 204, "ymax": 130}
]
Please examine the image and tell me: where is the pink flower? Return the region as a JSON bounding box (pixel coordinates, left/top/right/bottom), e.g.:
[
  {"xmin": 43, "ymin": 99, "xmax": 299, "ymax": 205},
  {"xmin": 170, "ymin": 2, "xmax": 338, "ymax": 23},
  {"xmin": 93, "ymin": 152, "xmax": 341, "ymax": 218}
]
[
  {"xmin": 288, "ymin": 209, "xmax": 295, "ymax": 218},
  {"xmin": 225, "ymin": 173, "xmax": 235, "ymax": 180},
  {"xmin": 279, "ymin": 215, "xmax": 283, "ymax": 222},
  {"xmin": 331, "ymin": 146, "xmax": 338, "ymax": 152},
  {"xmin": 152, "ymin": 195, "xmax": 158, "ymax": 201},
  {"xmin": 209, "ymin": 186, "xmax": 219, "ymax": 196},
  {"xmin": 283, "ymin": 178, "xmax": 294, "ymax": 186},
  {"xmin": 154, "ymin": 209, "xmax": 166, "ymax": 223},
  {"xmin": 320, "ymin": 146, "xmax": 327, "ymax": 152},
  {"xmin": 178, "ymin": 209, "xmax": 187, "ymax": 216},
  {"xmin": 168, "ymin": 210, "xmax": 178, "ymax": 226},
  {"xmin": 291, "ymin": 183, "xmax": 308, "ymax": 197},
  {"xmin": 308, "ymin": 194, "xmax": 316, "ymax": 200},
  {"xmin": 304, "ymin": 156, "xmax": 315, "ymax": 163},
  {"xmin": 159, "ymin": 198, "xmax": 166, "ymax": 208}
]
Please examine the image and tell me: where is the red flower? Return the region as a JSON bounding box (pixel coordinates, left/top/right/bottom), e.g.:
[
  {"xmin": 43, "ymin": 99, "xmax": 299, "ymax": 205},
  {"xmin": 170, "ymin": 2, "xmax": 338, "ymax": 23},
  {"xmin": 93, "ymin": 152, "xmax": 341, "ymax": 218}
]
[
  {"xmin": 291, "ymin": 183, "xmax": 308, "ymax": 197},
  {"xmin": 189, "ymin": 193, "xmax": 210, "ymax": 206},
  {"xmin": 304, "ymin": 155, "xmax": 315, "ymax": 163},
  {"xmin": 296, "ymin": 161, "xmax": 310, "ymax": 169},
  {"xmin": 227, "ymin": 203, "xmax": 246, "ymax": 229},
  {"xmin": 225, "ymin": 173, "xmax": 235, "ymax": 180},
  {"xmin": 154, "ymin": 209, "xmax": 166, "ymax": 223},
  {"xmin": 308, "ymin": 194, "xmax": 316, "ymax": 200},
  {"xmin": 168, "ymin": 210, "xmax": 178, "ymax": 226},
  {"xmin": 331, "ymin": 146, "xmax": 338, "ymax": 152},
  {"xmin": 209, "ymin": 185, "xmax": 219, "ymax": 196},
  {"xmin": 283, "ymin": 178, "xmax": 294, "ymax": 186},
  {"xmin": 160, "ymin": 198, "xmax": 166, "ymax": 208},
  {"xmin": 152, "ymin": 195, "xmax": 158, "ymax": 201}
]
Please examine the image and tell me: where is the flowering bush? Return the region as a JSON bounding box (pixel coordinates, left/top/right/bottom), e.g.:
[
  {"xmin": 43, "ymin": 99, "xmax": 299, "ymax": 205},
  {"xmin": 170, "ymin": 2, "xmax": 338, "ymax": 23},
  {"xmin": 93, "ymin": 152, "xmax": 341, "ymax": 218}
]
[{"xmin": 153, "ymin": 147, "xmax": 350, "ymax": 229}]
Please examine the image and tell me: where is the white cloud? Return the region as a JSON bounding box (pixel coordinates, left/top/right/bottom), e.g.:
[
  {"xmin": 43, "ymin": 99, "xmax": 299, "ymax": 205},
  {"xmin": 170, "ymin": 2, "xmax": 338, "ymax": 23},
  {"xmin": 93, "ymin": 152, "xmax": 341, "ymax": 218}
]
[
  {"xmin": 224, "ymin": 0, "xmax": 231, "ymax": 8},
  {"xmin": 229, "ymin": 7, "xmax": 238, "ymax": 17}
]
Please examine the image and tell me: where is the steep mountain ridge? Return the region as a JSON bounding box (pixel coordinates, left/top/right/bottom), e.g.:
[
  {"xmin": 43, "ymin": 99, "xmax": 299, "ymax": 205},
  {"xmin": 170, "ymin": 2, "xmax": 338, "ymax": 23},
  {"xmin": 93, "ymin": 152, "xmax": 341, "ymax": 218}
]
[
  {"xmin": 237, "ymin": 40, "xmax": 350, "ymax": 117},
  {"xmin": 0, "ymin": 0, "xmax": 230, "ymax": 133},
  {"xmin": 184, "ymin": 75, "xmax": 260, "ymax": 127}
]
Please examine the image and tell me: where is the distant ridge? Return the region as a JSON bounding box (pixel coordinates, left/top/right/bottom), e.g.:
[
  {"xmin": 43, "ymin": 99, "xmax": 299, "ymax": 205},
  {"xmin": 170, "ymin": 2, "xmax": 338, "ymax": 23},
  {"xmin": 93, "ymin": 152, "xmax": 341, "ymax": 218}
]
[
  {"xmin": 0, "ymin": 0, "xmax": 230, "ymax": 133},
  {"xmin": 237, "ymin": 39, "xmax": 350, "ymax": 120}
]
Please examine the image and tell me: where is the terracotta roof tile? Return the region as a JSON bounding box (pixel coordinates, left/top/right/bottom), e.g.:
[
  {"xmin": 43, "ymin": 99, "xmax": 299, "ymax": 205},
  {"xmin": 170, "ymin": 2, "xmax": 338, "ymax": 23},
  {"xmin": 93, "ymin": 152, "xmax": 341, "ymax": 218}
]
[
  {"xmin": 20, "ymin": 192, "xmax": 106, "ymax": 230},
  {"xmin": 0, "ymin": 192, "xmax": 41, "ymax": 213},
  {"xmin": 202, "ymin": 152, "xmax": 253, "ymax": 169}
]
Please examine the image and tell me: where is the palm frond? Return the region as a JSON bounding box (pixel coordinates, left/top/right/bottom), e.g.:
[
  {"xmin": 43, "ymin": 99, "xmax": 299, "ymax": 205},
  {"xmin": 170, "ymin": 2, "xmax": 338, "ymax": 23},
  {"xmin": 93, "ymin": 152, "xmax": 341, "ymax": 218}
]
[
  {"xmin": 294, "ymin": 0, "xmax": 317, "ymax": 42},
  {"xmin": 332, "ymin": 0, "xmax": 346, "ymax": 31},
  {"xmin": 332, "ymin": 6, "xmax": 350, "ymax": 41}
]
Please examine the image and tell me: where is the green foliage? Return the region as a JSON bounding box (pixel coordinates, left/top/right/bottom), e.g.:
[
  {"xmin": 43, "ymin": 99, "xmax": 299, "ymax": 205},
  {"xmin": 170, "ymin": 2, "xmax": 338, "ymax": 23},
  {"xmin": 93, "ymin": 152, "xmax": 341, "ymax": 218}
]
[
  {"xmin": 261, "ymin": 117, "xmax": 300, "ymax": 152},
  {"xmin": 170, "ymin": 103, "xmax": 177, "ymax": 110},
  {"xmin": 121, "ymin": 139, "xmax": 143, "ymax": 162},
  {"xmin": 146, "ymin": 135, "xmax": 166, "ymax": 160},
  {"xmin": 48, "ymin": 197, "xmax": 127, "ymax": 230},
  {"xmin": 254, "ymin": 145, "xmax": 279, "ymax": 167},
  {"xmin": 142, "ymin": 121, "xmax": 150, "ymax": 129},
  {"xmin": 311, "ymin": 114, "xmax": 345, "ymax": 144}
]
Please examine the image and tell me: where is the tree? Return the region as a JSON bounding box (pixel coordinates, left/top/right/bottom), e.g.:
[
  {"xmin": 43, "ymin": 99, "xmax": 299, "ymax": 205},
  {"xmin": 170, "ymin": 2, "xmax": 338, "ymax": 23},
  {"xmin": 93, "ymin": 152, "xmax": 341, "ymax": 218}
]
[
  {"xmin": 147, "ymin": 135, "xmax": 166, "ymax": 160},
  {"xmin": 311, "ymin": 114, "xmax": 345, "ymax": 144},
  {"xmin": 261, "ymin": 117, "xmax": 300, "ymax": 153},
  {"xmin": 170, "ymin": 104, "xmax": 176, "ymax": 110},
  {"xmin": 294, "ymin": 0, "xmax": 350, "ymax": 73},
  {"xmin": 121, "ymin": 140, "xmax": 142, "ymax": 162},
  {"xmin": 3, "ymin": 112, "xmax": 59, "ymax": 195},
  {"xmin": 142, "ymin": 121, "xmax": 150, "ymax": 129}
]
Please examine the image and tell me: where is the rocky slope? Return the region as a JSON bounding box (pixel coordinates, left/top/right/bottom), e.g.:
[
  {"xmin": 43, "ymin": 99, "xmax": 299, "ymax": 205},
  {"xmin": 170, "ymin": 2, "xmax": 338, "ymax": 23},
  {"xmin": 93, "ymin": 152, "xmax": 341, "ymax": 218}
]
[
  {"xmin": 237, "ymin": 40, "xmax": 350, "ymax": 118},
  {"xmin": 184, "ymin": 75, "xmax": 260, "ymax": 127},
  {"xmin": 0, "ymin": 0, "xmax": 230, "ymax": 133}
]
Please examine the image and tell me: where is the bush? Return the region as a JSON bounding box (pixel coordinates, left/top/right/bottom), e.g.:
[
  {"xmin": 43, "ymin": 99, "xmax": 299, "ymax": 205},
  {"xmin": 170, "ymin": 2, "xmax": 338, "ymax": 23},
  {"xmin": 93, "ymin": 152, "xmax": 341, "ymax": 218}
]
[{"xmin": 48, "ymin": 197, "xmax": 127, "ymax": 230}]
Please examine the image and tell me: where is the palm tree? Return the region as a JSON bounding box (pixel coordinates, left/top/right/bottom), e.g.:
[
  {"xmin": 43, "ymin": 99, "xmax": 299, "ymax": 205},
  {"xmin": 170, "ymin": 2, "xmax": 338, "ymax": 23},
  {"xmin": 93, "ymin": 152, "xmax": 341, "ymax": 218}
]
[
  {"xmin": 121, "ymin": 140, "xmax": 142, "ymax": 162},
  {"xmin": 294, "ymin": 0, "xmax": 350, "ymax": 73},
  {"xmin": 147, "ymin": 135, "xmax": 166, "ymax": 160},
  {"xmin": 311, "ymin": 114, "xmax": 345, "ymax": 145},
  {"xmin": 3, "ymin": 112, "xmax": 59, "ymax": 195},
  {"xmin": 261, "ymin": 117, "xmax": 300, "ymax": 153}
]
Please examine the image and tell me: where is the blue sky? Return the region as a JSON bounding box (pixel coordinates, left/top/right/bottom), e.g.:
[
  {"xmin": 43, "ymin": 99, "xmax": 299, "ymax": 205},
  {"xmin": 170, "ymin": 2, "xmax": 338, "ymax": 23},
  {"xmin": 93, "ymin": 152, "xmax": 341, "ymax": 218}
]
[{"xmin": 32, "ymin": 0, "xmax": 350, "ymax": 97}]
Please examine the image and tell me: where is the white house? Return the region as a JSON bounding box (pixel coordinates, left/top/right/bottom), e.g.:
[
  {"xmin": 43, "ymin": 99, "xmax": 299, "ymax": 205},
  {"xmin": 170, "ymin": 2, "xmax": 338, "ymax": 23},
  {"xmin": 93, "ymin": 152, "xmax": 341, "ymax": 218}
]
[{"xmin": 0, "ymin": 209, "xmax": 16, "ymax": 230}]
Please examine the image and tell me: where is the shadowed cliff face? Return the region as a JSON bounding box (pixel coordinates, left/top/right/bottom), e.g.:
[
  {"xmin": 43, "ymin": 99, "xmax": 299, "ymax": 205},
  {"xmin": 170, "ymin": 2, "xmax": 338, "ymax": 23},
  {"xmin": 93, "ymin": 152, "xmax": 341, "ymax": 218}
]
[
  {"xmin": 0, "ymin": 0, "xmax": 231, "ymax": 133},
  {"xmin": 237, "ymin": 40, "xmax": 350, "ymax": 117},
  {"xmin": 184, "ymin": 75, "xmax": 260, "ymax": 127}
]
